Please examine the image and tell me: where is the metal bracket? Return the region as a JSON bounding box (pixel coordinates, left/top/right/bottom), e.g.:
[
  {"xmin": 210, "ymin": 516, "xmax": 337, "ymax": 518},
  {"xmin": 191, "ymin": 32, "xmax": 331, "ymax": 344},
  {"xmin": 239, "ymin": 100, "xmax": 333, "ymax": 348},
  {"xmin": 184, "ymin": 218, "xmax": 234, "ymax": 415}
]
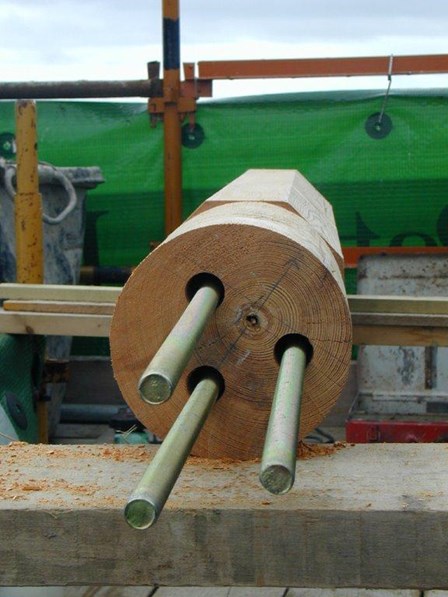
[{"xmin": 148, "ymin": 62, "xmax": 212, "ymax": 127}]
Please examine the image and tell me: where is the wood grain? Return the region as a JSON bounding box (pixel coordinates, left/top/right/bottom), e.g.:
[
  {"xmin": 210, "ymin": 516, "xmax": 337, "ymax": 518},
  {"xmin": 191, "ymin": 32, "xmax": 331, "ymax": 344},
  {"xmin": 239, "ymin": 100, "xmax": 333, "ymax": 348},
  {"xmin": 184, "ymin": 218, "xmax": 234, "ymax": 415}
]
[
  {"xmin": 3, "ymin": 299, "xmax": 115, "ymax": 315},
  {"xmin": 190, "ymin": 169, "xmax": 344, "ymax": 272},
  {"xmin": 0, "ymin": 309, "xmax": 111, "ymax": 336},
  {"xmin": 0, "ymin": 443, "xmax": 447, "ymax": 589}
]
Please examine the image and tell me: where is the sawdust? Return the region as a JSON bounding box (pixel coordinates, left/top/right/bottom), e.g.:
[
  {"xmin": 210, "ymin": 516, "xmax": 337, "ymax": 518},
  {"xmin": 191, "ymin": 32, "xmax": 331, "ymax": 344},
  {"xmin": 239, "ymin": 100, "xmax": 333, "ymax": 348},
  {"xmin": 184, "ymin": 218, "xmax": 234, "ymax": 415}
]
[
  {"xmin": 0, "ymin": 440, "xmax": 352, "ymax": 507},
  {"xmin": 298, "ymin": 440, "xmax": 348, "ymax": 459}
]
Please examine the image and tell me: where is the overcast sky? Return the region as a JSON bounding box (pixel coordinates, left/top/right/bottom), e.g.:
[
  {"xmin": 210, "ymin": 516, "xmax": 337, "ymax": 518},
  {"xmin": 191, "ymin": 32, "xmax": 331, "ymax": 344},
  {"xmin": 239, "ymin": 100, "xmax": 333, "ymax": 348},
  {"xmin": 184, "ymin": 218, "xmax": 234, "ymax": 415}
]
[{"xmin": 1, "ymin": 0, "xmax": 448, "ymax": 99}]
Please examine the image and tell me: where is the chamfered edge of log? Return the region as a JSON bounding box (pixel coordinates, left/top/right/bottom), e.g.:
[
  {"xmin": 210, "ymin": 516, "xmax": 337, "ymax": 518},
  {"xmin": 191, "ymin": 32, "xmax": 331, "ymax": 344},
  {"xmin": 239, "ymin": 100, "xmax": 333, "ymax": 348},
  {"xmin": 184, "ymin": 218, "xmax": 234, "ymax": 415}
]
[
  {"xmin": 111, "ymin": 201, "xmax": 351, "ymax": 459},
  {"xmin": 190, "ymin": 169, "xmax": 343, "ymax": 272}
]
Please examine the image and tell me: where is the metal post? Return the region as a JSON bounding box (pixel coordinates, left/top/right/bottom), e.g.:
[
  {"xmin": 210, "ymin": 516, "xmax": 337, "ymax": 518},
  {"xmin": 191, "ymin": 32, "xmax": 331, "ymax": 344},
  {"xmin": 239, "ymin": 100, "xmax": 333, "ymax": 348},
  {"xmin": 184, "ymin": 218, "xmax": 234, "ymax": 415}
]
[
  {"xmin": 138, "ymin": 283, "xmax": 220, "ymax": 403},
  {"xmin": 162, "ymin": 0, "xmax": 182, "ymax": 235},
  {"xmin": 0, "ymin": 79, "xmax": 161, "ymax": 99},
  {"xmin": 125, "ymin": 374, "xmax": 220, "ymax": 529},
  {"xmin": 259, "ymin": 341, "xmax": 307, "ymax": 494},
  {"xmin": 14, "ymin": 100, "xmax": 48, "ymax": 443}
]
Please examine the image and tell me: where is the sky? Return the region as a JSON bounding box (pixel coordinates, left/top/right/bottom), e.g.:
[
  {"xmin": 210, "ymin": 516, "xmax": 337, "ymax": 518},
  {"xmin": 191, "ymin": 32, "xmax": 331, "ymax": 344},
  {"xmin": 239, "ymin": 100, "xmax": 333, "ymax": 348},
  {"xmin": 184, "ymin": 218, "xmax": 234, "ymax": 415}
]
[{"xmin": 1, "ymin": 0, "xmax": 448, "ymax": 100}]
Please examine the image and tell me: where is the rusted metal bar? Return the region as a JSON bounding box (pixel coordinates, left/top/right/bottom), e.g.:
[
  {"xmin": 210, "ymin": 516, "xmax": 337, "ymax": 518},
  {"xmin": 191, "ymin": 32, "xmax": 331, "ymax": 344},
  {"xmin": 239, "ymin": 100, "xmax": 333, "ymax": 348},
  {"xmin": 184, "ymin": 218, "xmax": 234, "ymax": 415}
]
[
  {"xmin": 198, "ymin": 54, "xmax": 448, "ymax": 80},
  {"xmin": 0, "ymin": 79, "xmax": 162, "ymax": 99},
  {"xmin": 162, "ymin": 0, "xmax": 183, "ymax": 235}
]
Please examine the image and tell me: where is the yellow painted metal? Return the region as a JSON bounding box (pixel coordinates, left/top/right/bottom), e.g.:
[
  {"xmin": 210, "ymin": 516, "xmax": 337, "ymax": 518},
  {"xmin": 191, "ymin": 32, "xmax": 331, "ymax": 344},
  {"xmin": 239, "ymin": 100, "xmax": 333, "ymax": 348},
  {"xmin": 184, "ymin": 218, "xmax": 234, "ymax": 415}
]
[
  {"xmin": 14, "ymin": 100, "xmax": 47, "ymax": 443},
  {"xmin": 15, "ymin": 100, "xmax": 44, "ymax": 284}
]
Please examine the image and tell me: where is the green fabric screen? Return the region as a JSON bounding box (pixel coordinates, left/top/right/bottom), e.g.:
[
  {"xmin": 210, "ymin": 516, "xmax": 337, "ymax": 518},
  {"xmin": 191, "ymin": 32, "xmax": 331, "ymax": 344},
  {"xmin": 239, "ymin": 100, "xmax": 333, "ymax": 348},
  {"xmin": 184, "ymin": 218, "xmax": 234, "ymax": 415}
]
[{"xmin": 1, "ymin": 89, "xmax": 447, "ymax": 269}]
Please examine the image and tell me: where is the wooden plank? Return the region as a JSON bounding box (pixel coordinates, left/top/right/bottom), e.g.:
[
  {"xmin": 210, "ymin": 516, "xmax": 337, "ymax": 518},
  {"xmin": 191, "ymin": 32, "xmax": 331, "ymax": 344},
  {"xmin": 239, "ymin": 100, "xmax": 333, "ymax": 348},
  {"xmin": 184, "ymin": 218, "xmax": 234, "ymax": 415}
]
[
  {"xmin": 156, "ymin": 589, "xmax": 286, "ymax": 596},
  {"xmin": 3, "ymin": 283, "xmax": 448, "ymax": 316},
  {"xmin": 353, "ymin": 324, "xmax": 448, "ymax": 346},
  {"xmin": 0, "ymin": 283, "xmax": 121, "ymax": 303},
  {"xmin": 287, "ymin": 590, "xmax": 420, "ymax": 596},
  {"xmin": 0, "ymin": 588, "xmax": 154, "ymax": 596},
  {"xmin": 0, "ymin": 443, "xmax": 447, "ymax": 588},
  {"xmin": 348, "ymin": 294, "xmax": 448, "ymax": 315},
  {"xmin": 3, "ymin": 299, "xmax": 116, "ymax": 315},
  {"xmin": 1, "ymin": 308, "xmax": 447, "ymax": 346},
  {"xmin": 351, "ymin": 313, "xmax": 448, "ymax": 327},
  {"xmin": 0, "ymin": 309, "xmax": 110, "ymax": 337}
]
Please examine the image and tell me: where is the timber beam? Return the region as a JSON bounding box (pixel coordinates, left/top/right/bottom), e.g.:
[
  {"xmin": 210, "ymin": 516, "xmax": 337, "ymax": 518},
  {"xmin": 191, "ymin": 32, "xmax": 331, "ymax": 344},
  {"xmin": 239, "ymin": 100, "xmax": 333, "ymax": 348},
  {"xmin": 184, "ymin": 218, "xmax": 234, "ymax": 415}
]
[
  {"xmin": 1, "ymin": 284, "xmax": 448, "ymax": 345},
  {"xmin": 0, "ymin": 443, "xmax": 447, "ymax": 588}
]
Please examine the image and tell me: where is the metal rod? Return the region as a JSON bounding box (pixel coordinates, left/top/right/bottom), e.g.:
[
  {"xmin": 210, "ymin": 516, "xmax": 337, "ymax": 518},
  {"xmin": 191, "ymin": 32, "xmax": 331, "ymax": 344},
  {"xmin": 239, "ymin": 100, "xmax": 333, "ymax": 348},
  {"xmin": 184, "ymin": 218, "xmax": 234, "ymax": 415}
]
[
  {"xmin": 0, "ymin": 79, "xmax": 161, "ymax": 99},
  {"xmin": 14, "ymin": 100, "xmax": 48, "ymax": 444},
  {"xmin": 138, "ymin": 283, "xmax": 220, "ymax": 404},
  {"xmin": 125, "ymin": 374, "xmax": 220, "ymax": 529},
  {"xmin": 198, "ymin": 54, "xmax": 448, "ymax": 80},
  {"xmin": 259, "ymin": 342, "xmax": 307, "ymax": 495},
  {"xmin": 163, "ymin": 0, "xmax": 182, "ymax": 235}
]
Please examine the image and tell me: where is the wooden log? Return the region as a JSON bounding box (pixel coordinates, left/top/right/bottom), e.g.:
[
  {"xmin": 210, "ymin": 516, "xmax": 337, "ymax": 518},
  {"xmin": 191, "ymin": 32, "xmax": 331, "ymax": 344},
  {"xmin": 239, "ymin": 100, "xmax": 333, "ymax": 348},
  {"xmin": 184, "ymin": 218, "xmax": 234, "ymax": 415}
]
[
  {"xmin": 111, "ymin": 198, "xmax": 352, "ymax": 459},
  {"xmin": 0, "ymin": 443, "xmax": 447, "ymax": 589}
]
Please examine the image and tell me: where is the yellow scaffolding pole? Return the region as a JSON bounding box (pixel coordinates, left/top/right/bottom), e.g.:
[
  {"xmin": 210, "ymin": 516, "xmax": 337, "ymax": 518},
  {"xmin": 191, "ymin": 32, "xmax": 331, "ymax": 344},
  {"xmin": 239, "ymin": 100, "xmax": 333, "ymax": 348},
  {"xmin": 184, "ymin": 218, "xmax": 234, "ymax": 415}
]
[{"xmin": 14, "ymin": 99, "xmax": 48, "ymax": 443}]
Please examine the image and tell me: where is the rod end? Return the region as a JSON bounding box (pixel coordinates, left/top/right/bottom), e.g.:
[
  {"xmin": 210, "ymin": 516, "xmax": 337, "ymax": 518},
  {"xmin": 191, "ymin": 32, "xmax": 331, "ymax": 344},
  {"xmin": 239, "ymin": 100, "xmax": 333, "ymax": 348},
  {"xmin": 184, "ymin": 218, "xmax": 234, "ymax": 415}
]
[
  {"xmin": 259, "ymin": 464, "xmax": 294, "ymax": 495},
  {"xmin": 139, "ymin": 373, "xmax": 172, "ymax": 404},
  {"xmin": 125, "ymin": 498, "xmax": 158, "ymax": 530}
]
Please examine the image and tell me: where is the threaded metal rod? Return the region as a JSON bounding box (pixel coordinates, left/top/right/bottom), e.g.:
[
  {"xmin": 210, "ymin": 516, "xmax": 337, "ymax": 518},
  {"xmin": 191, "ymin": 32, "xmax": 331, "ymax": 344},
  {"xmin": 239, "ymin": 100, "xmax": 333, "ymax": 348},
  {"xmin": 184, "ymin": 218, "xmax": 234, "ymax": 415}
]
[
  {"xmin": 259, "ymin": 342, "xmax": 307, "ymax": 495},
  {"xmin": 125, "ymin": 375, "xmax": 220, "ymax": 529},
  {"xmin": 138, "ymin": 283, "xmax": 221, "ymax": 404}
]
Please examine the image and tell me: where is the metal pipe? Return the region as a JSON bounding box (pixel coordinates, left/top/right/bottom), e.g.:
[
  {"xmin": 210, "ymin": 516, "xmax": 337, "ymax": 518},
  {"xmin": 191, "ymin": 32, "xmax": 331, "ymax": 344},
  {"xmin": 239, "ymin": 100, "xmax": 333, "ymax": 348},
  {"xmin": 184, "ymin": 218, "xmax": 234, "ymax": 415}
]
[
  {"xmin": 138, "ymin": 283, "xmax": 220, "ymax": 404},
  {"xmin": 259, "ymin": 341, "xmax": 307, "ymax": 495},
  {"xmin": 163, "ymin": 0, "xmax": 182, "ymax": 235},
  {"xmin": 198, "ymin": 54, "xmax": 448, "ymax": 80},
  {"xmin": 14, "ymin": 100, "xmax": 48, "ymax": 443},
  {"xmin": 0, "ymin": 79, "xmax": 161, "ymax": 99},
  {"xmin": 125, "ymin": 374, "xmax": 220, "ymax": 529}
]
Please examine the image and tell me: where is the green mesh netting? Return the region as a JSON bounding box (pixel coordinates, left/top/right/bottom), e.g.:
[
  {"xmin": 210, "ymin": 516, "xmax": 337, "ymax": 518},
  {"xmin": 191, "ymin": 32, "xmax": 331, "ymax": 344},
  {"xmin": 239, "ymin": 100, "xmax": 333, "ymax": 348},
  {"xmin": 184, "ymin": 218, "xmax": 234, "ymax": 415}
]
[{"xmin": 0, "ymin": 89, "xmax": 447, "ymax": 356}]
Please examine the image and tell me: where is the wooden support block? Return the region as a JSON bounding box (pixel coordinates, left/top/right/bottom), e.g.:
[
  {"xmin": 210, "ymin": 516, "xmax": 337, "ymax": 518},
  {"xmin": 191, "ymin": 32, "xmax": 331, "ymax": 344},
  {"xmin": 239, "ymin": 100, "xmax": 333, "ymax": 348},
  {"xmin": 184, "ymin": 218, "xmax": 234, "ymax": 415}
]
[{"xmin": 0, "ymin": 443, "xmax": 447, "ymax": 589}]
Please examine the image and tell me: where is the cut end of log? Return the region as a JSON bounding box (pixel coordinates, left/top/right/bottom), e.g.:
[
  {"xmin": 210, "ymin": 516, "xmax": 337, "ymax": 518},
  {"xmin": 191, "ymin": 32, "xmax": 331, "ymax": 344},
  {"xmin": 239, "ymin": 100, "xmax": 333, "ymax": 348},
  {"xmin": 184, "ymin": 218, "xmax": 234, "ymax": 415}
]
[{"xmin": 110, "ymin": 170, "xmax": 352, "ymax": 459}]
